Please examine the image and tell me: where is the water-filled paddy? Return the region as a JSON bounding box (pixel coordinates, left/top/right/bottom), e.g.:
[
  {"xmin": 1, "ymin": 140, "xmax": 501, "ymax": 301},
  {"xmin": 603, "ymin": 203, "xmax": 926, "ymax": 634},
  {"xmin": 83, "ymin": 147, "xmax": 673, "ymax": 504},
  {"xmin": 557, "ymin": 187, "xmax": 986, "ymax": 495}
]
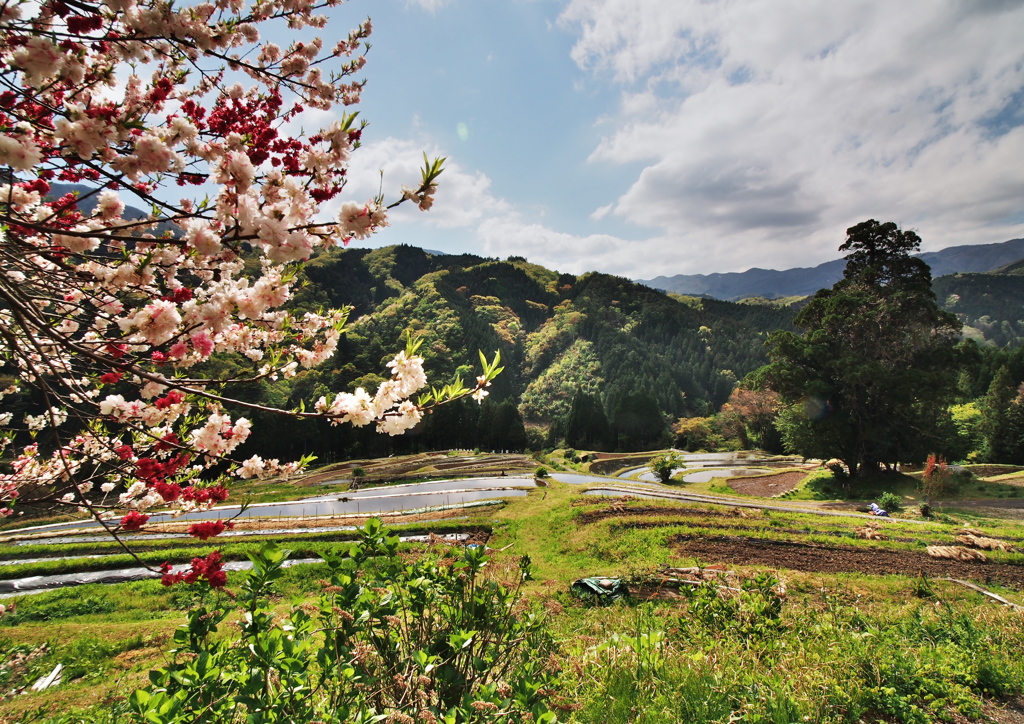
[{"xmin": 4, "ymin": 477, "xmax": 534, "ymax": 537}]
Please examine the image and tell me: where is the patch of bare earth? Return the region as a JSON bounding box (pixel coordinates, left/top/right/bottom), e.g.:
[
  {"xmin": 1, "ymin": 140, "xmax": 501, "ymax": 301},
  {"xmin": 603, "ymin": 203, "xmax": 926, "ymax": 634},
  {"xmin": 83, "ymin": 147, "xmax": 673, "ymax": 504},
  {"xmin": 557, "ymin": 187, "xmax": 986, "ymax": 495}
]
[
  {"xmin": 671, "ymin": 535, "xmax": 1024, "ymax": 590},
  {"xmin": 985, "ymin": 697, "xmax": 1024, "ymax": 724},
  {"xmin": 727, "ymin": 471, "xmax": 807, "ymax": 497}
]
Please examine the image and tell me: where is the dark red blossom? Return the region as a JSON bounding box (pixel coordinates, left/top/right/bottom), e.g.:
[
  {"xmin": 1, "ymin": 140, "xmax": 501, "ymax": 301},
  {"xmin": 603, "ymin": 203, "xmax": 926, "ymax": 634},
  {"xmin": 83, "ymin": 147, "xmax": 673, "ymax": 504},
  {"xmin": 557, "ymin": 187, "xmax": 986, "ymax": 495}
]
[
  {"xmin": 175, "ymin": 172, "xmax": 206, "ymax": 186},
  {"xmin": 160, "ymin": 551, "xmax": 227, "ymax": 588},
  {"xmin": 99, "ymin": 370, "xmax": 123, "ymax": 384},
  {"xmin": 17, "ymin": 178, "xmax": 50, "ymax": 195},
  {"xmin": 66, "ymin": 14, "xmax": 103, "ymax": 33},
  {"xmin": 151, "ymin": 351, "xmax": 167, "ymax": 363},
  {"xmin": 58, "ymin": 167, "xmax": 100, "ymax": 182},
  {"xmin": 153, "ymin": 390, "xmax": 184, "ymax": 409},
  {"xmin": 179, "ymin": 485, "xmax": 229, "ymax": 505},
  {"xmin": 83, "ymin": 104, "xmax": 119, "ymax": 122},
  {"xmin": 161, "ymin": 287, "xmax": 193, "ymax": 303},
  {"xmin": 119, "ymin": 511, "xmax": 149, "ymax": 531},
  {"xmin": 181, "ymin": 99, "xmax": 207, "ymax": 123},
  {"xmin": 188, "ymin": 519, "xmax": 234, "ymax": 540},
  {"xmin": 115, "ymin": 444, "xmax": 134, "ymax": 460},
  {"xmin": 148, "ymin": 77, "xmax": 174, "ymax": 104},
  {"xmin": 152, "ymin": 480, "xmax": 181, "ymax": 501},
  {"xmin": 136, "ymin": 453, "xmax": 190, "ymax": 484},
  {"xmin": 153, "ymin": 432, "xmax": 180, "ymax": 452},
  {"xmin": 310, "ymin": 185, "xmax": 342, "ymax": 202},
  {"xmin": 105, "ymin": 343, "xmax": 126, "ymax": 359},
  {"xmin": 135, "ymin": 457, "xmax": 161, "ymax": 481},
  {"xmin": 46, "ymin": 192, "xmax": 78, "ymax": 211}
]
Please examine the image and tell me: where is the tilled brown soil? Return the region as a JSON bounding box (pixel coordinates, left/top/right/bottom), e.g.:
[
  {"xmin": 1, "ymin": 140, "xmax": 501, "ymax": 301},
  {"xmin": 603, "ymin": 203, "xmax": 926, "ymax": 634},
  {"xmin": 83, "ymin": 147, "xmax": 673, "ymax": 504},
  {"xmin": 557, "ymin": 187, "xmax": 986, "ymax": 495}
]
[
  {"xmin": 727, "ymin": 471, "xmax": 807, "ymax": 497},
  {"xmin": 672, "ymin": 535, "xmax": 1024, "ymax": 590}
]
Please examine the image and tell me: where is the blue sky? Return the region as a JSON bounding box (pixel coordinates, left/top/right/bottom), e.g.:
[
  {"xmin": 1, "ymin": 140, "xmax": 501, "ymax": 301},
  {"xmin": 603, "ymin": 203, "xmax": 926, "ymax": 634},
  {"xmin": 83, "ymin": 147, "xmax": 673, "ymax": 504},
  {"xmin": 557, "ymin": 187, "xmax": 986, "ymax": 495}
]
[{"xmin": 317, "ymin": 0, "xmax": 1024, "ymax": 279}]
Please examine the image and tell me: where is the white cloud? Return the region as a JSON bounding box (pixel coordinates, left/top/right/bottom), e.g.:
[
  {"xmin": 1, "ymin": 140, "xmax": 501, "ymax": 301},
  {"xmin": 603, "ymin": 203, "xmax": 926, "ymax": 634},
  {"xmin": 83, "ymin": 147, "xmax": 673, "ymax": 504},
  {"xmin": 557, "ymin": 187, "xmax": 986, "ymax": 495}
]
[
  {"xmin": 559, "ymin": 0, "xmax": 1024, "ymax": 273},
  {"xmin": 325, "ymin": 136, "xmax": 511, "ymax": 229},
  {"xmin": 403, "ymin": 0, "xmax": 452, "ymax": 11},
  {"xmin": 474, "ymin": 216, "xmax": 769, "ymax": 280},
  {"xmin": 477, "ymin": 217, "xmax": 631, "ymax": 275},
  {"xmin": 319, "ymin": 133, "xmax": 812, "ymax": 277}
]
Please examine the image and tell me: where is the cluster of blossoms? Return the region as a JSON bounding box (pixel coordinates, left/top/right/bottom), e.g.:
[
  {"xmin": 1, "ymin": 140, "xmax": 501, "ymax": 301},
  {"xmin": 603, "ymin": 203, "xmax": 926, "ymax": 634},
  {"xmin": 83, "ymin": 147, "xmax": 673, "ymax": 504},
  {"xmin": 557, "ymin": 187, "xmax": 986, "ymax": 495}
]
[
  {"xmin": 314, "ymin": 349, "xmax": 428, "ymax": 435},
  {"xmin": 0, "ymin": 0, "xmax": 495, "ymax": 582}
]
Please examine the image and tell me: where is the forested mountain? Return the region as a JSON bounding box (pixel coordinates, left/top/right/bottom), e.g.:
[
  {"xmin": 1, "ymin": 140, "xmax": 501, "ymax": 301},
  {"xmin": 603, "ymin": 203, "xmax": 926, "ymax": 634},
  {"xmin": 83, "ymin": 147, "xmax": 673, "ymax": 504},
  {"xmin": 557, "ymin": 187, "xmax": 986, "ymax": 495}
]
[
  {"xmin": 215, "ymin": 243, "xmax": 1024, "ymax": 468},
  {"xmin": 232, "ymin": 245, "xmax": 795, "ymax": 462},
  {"xmin": 641, "ymin": 237, "xmax": 1024, "ymax": 301},
  {"xmin": 935, "ymin": 262, "xmax": 1024, "ymax": 347}
]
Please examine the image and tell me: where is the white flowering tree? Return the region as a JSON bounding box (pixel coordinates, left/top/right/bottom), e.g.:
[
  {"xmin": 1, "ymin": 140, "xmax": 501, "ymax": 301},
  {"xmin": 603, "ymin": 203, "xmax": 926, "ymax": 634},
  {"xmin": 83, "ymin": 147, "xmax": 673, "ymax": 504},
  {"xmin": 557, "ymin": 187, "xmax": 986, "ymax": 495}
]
[{"xmin": 0, "ymin": 0, "xmax": 496, "ymax": 581}]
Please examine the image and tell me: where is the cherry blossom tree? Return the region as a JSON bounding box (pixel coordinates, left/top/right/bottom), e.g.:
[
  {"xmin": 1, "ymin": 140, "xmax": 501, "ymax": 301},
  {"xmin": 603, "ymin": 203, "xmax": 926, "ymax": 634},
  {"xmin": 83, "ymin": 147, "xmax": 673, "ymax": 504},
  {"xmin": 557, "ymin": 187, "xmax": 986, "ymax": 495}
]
[{"xmin": 0, "ymin": 0, "xmax": 496, "ymax": 583}]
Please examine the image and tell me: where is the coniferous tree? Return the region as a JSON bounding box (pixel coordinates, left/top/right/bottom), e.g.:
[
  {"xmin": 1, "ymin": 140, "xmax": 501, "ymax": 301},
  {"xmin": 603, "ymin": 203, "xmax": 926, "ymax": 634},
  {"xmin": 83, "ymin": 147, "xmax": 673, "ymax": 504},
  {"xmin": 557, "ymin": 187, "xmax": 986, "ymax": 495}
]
[
  {"xmin": 564, "ymin": 391, "xmax": 612, "ymax": 451},
  {"xmin": 981, "ymin": 366, "xmax": 1018, "ymax": 463},
  {"xmin": 763, "ymin": 220, "xmax": 963, "ymax": 477},
  {"xmin": 612, "ymin": 391, "xmax": 670, "ymax": 451},
  {"xmin": 491, "ymin": 400, "xmax": 529, "ymax": 452},
  {"xmin": 1001, "ymin": 387, "xmax": 1024, "ymax": 465}
]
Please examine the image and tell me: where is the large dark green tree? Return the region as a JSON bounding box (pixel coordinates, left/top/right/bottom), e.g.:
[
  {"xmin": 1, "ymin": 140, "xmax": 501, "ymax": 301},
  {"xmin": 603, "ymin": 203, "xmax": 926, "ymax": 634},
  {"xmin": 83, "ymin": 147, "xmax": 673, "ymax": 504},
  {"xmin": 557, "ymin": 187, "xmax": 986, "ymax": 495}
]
[
  {"xmin": 762, "ymin": 220, "xmax": 962, "ymax": 477},
  {"xmin": 611, "ymin": 391, "xmax": 671, "ymax": 451},
  {"xmin": 564, "ymin": 391, "xmax": 612, "ymax": 451},
  {"xmin": 979, "ymin": 366, "xmax": 1024, "ymax": 463}
]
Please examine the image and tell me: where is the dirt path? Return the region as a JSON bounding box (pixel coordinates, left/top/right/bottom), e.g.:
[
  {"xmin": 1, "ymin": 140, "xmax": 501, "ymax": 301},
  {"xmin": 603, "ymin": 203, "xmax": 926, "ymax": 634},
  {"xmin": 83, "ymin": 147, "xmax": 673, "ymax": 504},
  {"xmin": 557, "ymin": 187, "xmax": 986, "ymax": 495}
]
[{"xmin": 672, "ymin": 535, "xmax": 1024, "ymax": 590}]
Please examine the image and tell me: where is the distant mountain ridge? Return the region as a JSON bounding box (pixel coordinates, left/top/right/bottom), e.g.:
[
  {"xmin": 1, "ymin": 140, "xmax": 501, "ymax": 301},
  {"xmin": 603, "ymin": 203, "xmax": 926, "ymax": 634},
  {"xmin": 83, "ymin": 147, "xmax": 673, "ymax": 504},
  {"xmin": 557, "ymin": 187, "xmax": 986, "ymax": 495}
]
[{"xmin": 640, "ymin": 238, "xmax": 1024, "ymax": 301}]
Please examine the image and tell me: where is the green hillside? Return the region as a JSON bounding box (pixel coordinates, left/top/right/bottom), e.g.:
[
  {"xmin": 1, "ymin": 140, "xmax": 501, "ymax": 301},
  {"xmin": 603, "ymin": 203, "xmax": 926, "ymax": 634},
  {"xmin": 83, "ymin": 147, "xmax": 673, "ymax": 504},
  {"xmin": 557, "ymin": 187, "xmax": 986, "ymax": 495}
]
[
  {"xmin": 934, "ymin": 265, "xmax": 1024, "ymax": 347},
  {"xmin": 233, "ymin": 245, "xmax": 796, "ymax": 462}
]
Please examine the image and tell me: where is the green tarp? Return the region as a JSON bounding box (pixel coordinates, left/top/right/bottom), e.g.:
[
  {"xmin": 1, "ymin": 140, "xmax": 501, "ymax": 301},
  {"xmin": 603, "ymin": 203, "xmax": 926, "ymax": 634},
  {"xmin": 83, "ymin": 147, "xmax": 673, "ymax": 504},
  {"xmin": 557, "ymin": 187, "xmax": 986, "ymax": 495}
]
[{"xmin": 570, "ymin": 577, "xmax": 630, "ymax": 603}]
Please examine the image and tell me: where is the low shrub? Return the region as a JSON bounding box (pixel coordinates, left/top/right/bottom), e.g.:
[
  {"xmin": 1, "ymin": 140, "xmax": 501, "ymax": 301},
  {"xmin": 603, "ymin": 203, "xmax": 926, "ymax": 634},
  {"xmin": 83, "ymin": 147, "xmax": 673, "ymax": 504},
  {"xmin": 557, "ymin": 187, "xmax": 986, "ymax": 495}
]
[
  {"xmin": 129, "ymin": 521, "xmax": 559, "ymax": 723},
  {"xmin": 878, "ymin": 491, "xmax": 903, "ymax": 512}
]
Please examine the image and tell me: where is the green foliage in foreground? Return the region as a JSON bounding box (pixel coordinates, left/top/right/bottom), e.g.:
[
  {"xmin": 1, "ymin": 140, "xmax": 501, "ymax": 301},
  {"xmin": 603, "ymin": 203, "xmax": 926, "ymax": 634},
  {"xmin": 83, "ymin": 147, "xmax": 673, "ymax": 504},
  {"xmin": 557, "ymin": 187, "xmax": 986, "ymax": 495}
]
[
  {"xmin": 558, "ymin": 580, "xmax": 1024, "ymax": 724},
  {"xmin": 129, "ymin": 521, "xmax": 557, "ymax": 723}
]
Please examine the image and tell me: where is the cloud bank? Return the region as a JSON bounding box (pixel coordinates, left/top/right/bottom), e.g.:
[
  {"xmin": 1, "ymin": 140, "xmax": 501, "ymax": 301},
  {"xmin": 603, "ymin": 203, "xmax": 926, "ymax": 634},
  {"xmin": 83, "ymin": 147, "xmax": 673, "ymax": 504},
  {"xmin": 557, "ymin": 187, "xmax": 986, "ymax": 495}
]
[{"xmin": 554, "ymin": 0, "xmax": 1024, "ymax": 273}]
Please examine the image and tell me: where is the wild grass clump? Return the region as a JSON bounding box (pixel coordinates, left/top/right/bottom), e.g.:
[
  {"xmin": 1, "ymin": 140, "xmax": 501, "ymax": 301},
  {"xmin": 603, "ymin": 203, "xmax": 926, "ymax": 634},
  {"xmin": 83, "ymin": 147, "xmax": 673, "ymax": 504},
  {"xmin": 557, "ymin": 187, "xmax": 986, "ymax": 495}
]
[
  {"xmin": 0, "ymin": 631, "xmax": 150, "ymax": 699},
  {"xmin": 0, "ymin": 593, "xmax": 116, "ymax": 626}
]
